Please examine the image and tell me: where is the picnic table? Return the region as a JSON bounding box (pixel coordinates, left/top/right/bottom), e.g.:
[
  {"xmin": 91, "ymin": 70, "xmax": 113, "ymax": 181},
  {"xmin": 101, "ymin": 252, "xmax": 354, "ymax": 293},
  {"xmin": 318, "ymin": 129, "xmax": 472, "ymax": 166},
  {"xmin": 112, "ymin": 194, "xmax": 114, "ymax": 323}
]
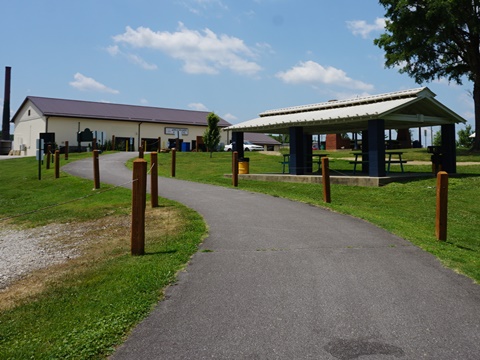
[
  {"xmin": 350, "ymin": 151, "xmax": 407, "ymax": 175},
  {"xmin": 281, "ymin": 153, "xmax": 329, "ymax": 174}
]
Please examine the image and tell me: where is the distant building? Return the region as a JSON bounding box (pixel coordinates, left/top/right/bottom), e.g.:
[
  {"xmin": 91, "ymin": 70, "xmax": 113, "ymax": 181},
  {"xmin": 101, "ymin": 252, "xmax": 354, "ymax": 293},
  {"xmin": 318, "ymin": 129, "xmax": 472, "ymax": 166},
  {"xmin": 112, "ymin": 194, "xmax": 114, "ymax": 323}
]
[
  {"xmin": 11, "ymin": 96, "xmax": 232, "ymax": 156},
  {"xmin": 241, "ymin": 132, "xmax": 281, "ymax": 151}
]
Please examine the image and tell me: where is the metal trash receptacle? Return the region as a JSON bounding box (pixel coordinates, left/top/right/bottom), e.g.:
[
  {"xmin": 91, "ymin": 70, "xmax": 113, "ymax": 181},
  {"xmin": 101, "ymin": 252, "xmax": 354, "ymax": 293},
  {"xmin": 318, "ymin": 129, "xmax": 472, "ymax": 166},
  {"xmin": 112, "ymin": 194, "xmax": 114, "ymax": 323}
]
[
  {"xmin": 238, "ymin": 157, "xmax": 250, "ymax": 174},
  {"xmin": 181, "ymin": 142, "xmax": 190, "ymax": 152},
  {"xmin": 427, "ymin": 146, "xmax": 443, "ymax": 175}
]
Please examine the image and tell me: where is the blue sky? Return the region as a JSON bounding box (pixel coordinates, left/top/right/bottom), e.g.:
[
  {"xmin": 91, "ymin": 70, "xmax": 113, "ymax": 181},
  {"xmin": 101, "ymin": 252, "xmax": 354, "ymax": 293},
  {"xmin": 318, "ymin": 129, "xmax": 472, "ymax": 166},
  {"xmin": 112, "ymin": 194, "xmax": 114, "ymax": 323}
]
[{"xmin": 1, "ymin": 0, "xmax": 474, "ymax": 143}]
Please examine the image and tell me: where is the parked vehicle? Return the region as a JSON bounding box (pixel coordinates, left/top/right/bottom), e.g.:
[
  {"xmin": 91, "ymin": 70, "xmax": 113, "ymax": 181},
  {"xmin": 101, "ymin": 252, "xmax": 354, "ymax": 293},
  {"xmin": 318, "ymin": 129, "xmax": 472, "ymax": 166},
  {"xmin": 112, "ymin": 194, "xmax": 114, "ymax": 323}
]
[{"xmin": 224, "ymin": 141, "xmax": 264, "ymax": 151}]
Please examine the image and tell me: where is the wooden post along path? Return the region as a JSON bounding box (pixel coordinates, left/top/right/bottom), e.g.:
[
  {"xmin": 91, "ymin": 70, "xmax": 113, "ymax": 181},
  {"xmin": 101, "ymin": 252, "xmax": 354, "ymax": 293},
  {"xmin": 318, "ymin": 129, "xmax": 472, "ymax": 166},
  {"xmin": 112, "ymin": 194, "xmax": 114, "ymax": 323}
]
[
  {"xmin": 150, "ymin": 152, "xmax": 159, "ymax": 208},
  {"xmin": 131, "ymin": 158, "xmax": 147, "ymax": 255},
  {"xmin": 64, "ymin": 141, "xmax": 69, "ymax": 160},
  {"xmin": 322, "ymin": 157, "xmax": 331, "ymax": 203},
  {"xmin": 54, "ymin": 150, "xmax": 60, "ymax": 179},
  {"xmin": 232, "ymin": 151, "xmax": 238, "ymax": 187},
  {"xmin": 436, "ymin": 171, "xmax": 448, "ymax": 241},
  {"xmin": 93, "ymin": 149, "xmax": 100, "ymax": 189},
  {"xmin": 171, "ymin": 148, "xmax": 176, "ymax": 177}
]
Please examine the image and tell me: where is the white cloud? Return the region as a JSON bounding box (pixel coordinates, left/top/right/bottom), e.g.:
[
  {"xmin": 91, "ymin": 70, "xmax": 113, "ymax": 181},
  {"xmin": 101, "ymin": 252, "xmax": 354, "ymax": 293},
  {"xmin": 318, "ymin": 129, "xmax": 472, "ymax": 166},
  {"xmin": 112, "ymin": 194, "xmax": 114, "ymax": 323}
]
[
  {"xmin": 107, "ymin": 45, "xmax": 157, "ymax": 70},
  {"xmin": 69, "ymin": 73, "xmax": 119, "ymax": 94},
  {"xmin": 276, "ymin": 61, "xmax": 374, "ymax": 91},
  {"xmin": 183, "ymin": 0, "xmax": 228, "ymax": 15},
  {"xmin": 112, "ymin": 23, "xmax": 262, "ymax": 76},
  {"xmin": 347, "ymin": 17, "xmax": 386, "ymax": 39},
  {"xmin": 223, "ymin": 113, "xmax": 237, "ymax": 122},
  {"xmin": 188, "ymin": 102, "xmax": 209, "ymax": 111},
  {"xmin": 126, "ymin": 53, "xmax": 158, "ymax": 70},
  {"xmin": 140, "ymin": 98, "xmax": 148, "ymax": 105},
  {"xmin": 106, "ymin": 45, "xmax": 120, "ymax": 56}
]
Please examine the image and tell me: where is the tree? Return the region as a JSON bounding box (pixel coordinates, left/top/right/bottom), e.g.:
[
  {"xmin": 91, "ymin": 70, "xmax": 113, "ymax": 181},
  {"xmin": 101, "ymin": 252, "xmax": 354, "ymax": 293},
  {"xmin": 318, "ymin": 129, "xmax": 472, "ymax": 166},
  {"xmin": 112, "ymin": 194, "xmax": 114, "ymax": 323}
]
[
  {"xmin": 457, "ymin": 124, "xmax": 475, "ymax": 148},
  {"xmin": 433, "ymin": 130, "xmax": 442, "ymax": 146},
  {"xmin": 203, "ymin": 112, "xmax": 221, "ymax": 158},
  {"xmin": 374, "ymin": 0, "xmax": 480, "ymax": 151}
]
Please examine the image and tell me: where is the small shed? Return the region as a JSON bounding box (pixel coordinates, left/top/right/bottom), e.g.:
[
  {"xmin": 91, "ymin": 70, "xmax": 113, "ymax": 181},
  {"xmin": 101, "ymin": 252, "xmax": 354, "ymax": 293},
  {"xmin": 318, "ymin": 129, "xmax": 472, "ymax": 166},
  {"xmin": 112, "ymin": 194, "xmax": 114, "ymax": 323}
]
[
  {"xmin": 225, "ymin": 87, "xmax": 466, "ymax": 177},
  {"xmin": 244, "ymin": 133, "xmax": 281, "ymax": 151}
]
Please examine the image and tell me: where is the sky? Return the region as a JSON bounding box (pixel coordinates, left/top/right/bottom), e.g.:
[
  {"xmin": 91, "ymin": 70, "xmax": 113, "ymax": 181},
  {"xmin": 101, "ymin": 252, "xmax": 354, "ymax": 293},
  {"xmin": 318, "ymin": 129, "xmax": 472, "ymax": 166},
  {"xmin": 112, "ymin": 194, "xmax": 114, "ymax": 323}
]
[{"xmin": 0, "ymin": 0, "xmax": 475, "ymax": 144}]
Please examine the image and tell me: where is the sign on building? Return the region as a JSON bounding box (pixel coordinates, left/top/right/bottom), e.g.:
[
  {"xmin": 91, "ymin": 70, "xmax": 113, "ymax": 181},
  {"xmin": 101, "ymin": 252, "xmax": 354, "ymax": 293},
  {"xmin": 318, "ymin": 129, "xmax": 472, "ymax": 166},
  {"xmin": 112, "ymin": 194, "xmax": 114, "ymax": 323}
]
[{"xmin": 165, "ymin": 127, "xmax": 188, "ymax": 136}]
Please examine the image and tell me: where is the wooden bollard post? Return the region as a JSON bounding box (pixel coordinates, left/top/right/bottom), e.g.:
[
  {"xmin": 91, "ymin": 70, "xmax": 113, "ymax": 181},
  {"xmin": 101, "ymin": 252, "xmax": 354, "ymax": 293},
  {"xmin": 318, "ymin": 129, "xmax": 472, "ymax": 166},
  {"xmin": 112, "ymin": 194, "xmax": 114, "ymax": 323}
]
[
  {"xmin": 322, "ymin": 157, "xmax": 331, "ymax": 203},
  {"xmin": 151, "ymin": 152, "xmax": 159, "ymax": 207},
  {"xmin": 171, "ymin": 148, "xmax": 176, "ymax": 177},
  {"xmin": 93, "ymin": 149, "xmax": 100, "ymax": 189},
  {"xmin": 54, "ymin": 150, "xmax": 60, "ymax": 179},
  {"xmin": 131, "ymin": 158, "xmax": 147, "ymax": 255},
  {"xmin": 139, "ymin": 146, "xmax": 144, "ymax": 159},
  {"xmin": 232, "ymin": 151, "xmax": 238, "ymax": 187},
  {"xmin": 436, "ymin": 171, "xmax": 448, "ymax": 241},
  {"xmin": 64, "ymin": 141, "xmax": 69, "ymax": 160},
  {"xmin": 157, "ymin": 137, "xmax": 161, "ymax": 152},
  {"xmin": 112, "ymin": 135, "xmax": 116, "ymax": 151},
  {"xmin": 92, "ymin": 137, "xmax": 97, "ymax": 150},
  {"xmin": 46, "ymin": 144, "xmax": 51, "ymax": 169}
]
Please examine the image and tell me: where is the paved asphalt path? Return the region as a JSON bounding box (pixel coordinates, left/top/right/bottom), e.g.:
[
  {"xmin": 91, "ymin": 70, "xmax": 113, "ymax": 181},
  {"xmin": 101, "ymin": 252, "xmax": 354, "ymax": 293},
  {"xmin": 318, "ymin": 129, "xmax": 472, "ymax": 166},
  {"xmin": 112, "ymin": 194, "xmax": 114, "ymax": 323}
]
[{"xmin": 62, "ymin": 152, "xmax": 480, "ymax": 360}]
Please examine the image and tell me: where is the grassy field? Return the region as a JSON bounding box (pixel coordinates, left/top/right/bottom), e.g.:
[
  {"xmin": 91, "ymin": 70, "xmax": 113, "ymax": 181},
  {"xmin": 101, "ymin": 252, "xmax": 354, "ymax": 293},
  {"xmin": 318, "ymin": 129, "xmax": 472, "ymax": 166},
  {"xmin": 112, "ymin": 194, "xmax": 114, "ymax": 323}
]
[
  {"xmin": 138, "ymin": 147, "xmax": 480, "ymax": 283},
  {"xmin": 0, "ymin": 153, "xmax": 206, "ymax": 359},
  {"xmin": 1, "ymin": 148, "xmax": 478, "ymax": 358}
]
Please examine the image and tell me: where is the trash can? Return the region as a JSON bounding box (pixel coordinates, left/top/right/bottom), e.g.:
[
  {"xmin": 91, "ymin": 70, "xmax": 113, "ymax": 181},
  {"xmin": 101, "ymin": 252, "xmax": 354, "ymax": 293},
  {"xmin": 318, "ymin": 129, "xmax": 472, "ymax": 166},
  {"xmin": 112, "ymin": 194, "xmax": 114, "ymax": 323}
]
[
  {"xmin": 427, "ymin": 146, "xmax": 443, "ymax": 175},
  {"xmin": 238, "ymin": 157, "xmax": 250, "ymax": 174},
  {"xmin": 181, "ymin": 142, "xmax": 190, "ymax": 152}
]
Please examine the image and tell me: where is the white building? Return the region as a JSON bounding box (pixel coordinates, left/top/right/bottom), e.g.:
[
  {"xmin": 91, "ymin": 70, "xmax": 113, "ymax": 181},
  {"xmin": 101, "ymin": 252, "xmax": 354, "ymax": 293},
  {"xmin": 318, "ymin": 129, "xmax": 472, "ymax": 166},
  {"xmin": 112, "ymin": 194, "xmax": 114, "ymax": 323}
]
[{"xmin": 11, "ymin": 96, "xmax": 234, "ymax": 156}]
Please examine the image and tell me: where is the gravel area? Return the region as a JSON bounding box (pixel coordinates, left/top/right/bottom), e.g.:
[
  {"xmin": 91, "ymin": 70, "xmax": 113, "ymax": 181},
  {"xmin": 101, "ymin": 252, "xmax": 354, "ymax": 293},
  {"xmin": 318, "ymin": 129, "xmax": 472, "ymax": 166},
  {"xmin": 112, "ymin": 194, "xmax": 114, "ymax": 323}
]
[{"xmin": 0, "ymin": 224, "xmax": 84, "ymax": 289}]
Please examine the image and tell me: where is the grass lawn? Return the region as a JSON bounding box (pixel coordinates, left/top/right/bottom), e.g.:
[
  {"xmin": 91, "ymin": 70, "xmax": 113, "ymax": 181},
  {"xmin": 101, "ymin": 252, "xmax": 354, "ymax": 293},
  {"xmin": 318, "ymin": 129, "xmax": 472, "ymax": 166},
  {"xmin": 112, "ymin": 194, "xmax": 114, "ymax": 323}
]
[
  {"xmin": 138, "ymin": 148, "xmax": 479, "ymax": 283},
  {"xmin": 1, "ymin": 148, "xmax": 478, "ymax": 358},
  {"xmin": 0, "ymin": 153, "xmax": 206, "ymax": 359}
]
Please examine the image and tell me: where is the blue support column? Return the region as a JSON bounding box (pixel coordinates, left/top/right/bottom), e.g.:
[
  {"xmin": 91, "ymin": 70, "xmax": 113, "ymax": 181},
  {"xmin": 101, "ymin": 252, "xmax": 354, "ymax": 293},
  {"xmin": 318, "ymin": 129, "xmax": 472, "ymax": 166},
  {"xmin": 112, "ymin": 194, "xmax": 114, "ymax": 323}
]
[
  {"xmin": 289, "ymin": 127, "xmax": 305, "ymax": 175},
  {"xmin": 441, "ymin": 124, "xmax": 457, "ymax": 173},
  {"xmin": 361, "ymin": 130, "xmax": 369, "ymax": 174},
  {"xmin": 368, "ymin": 119, "xmax": 386, "ymax": 177},
  {"xmin": 304, "ymin": 134, "xmax": 313, "ymax": 173},
  {"xmin": 232, "ymin": 132, "xmax": 244, "ymax": 160}
]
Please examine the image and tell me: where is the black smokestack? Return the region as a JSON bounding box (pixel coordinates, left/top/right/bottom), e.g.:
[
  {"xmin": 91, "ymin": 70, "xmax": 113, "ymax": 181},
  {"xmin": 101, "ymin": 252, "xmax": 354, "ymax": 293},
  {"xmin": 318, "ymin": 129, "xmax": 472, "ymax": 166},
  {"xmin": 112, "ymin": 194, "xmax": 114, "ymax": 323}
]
[{"xmin": 2, "ymin": 66, "xmax": 11, "ymax": 140}]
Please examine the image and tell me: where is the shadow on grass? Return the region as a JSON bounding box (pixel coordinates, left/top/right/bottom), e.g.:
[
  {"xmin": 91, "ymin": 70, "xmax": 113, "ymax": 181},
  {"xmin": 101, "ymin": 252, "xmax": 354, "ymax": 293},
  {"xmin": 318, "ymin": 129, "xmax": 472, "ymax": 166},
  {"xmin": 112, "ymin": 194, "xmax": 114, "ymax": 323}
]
[
  {"xmin": 144, "ymin": 249, "xmax": 178, "ymax": 255},
  {"xmin": 445, "ymin": 242, "xmax": 476, "ymax": 252}
]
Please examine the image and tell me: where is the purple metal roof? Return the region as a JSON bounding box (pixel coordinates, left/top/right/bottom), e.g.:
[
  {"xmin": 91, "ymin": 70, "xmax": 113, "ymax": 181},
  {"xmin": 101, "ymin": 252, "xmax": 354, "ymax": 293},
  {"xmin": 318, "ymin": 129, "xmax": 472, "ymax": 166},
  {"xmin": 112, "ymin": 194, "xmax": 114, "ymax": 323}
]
[
  {"xmin": 244, "ymin": 132, "xmax": 280, "ymax": 145},
  {"xmin": 22, "ymin": 96, "xmax": 231, "ymax": 127}
]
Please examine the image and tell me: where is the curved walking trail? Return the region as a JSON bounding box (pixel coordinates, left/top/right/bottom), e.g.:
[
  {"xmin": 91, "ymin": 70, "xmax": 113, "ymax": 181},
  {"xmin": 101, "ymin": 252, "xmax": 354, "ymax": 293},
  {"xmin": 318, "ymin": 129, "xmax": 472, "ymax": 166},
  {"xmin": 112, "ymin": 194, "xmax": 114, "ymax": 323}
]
[{"xmin": 63, "ymin": 153, "xmax": 480, "ymax": 360}]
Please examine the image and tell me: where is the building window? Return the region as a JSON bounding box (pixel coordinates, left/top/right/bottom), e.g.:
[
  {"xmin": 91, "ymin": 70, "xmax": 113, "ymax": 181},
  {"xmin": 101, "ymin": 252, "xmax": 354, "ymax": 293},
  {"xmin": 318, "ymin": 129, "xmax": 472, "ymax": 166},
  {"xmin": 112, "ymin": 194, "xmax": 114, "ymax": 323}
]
[{"xmin": 28, "ymin": 109, "xmax": 31, "ymax": 116}]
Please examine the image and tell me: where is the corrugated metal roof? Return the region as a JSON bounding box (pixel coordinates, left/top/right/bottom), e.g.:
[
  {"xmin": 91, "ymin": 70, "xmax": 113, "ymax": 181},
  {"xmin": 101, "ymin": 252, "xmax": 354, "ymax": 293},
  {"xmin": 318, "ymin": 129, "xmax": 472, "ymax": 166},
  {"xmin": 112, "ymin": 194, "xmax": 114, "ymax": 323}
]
[
  {"xmin": 18, "ymin": 96, "xmax": 231, "ymax": 127},
  {"xmin": 225, "ymin": 87, "xmax": 466, "ymax": 134}
]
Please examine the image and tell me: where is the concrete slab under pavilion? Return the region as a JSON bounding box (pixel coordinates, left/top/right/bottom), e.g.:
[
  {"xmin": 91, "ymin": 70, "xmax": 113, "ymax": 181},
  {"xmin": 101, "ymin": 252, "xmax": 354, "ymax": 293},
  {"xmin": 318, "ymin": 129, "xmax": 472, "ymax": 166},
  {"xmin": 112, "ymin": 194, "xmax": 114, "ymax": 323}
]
[
  {"xmin": 225, "ymin": 172, "xmax": 434, "ymax": 187},
  {"xmin": 225, "ymin": 87, "xmax": 466, "ymax": 178}
]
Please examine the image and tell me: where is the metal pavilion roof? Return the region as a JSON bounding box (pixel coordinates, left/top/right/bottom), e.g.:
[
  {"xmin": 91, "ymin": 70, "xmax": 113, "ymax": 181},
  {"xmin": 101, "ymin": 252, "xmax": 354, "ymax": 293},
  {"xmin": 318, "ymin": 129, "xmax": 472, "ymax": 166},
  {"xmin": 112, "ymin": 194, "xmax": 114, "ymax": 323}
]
[{"xmin": 225, "ymin": 87, "xmax": 466, "ymax": 134}]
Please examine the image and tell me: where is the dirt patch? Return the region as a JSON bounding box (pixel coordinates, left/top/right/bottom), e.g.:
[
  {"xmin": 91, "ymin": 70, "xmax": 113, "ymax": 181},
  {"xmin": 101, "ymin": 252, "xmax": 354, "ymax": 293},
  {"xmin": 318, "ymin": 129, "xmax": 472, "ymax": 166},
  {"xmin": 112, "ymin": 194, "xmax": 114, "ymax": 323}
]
[
  {"xmin": 0, "ymin": 206, "xmax": 181, "ymax": 311},
  {"xmin": 259, "ymin": 151, "xmax": 282, "ymax": 156}
]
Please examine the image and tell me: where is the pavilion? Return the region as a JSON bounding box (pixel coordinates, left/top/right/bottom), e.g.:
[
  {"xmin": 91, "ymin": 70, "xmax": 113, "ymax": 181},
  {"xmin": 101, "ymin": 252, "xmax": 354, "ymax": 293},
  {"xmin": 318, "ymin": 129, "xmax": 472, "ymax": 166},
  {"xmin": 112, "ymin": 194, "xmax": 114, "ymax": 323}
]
[{"xmin": 225, "ymin": 87, "xmax": 466, "ymax": 177}]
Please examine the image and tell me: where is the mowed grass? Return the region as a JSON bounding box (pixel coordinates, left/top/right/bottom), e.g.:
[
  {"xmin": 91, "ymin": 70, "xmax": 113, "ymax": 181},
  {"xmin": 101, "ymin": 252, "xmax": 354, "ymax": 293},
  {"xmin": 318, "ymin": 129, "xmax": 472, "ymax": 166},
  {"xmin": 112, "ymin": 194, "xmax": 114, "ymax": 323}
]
[
  {"xmin": 0, "ymin": 153, "xmax": 206, "ymax": 359},
  {"xmin": 1, "ymin": 149, "xmax": 478, "ymax": 358},
  {"xmin": 139, "ymin": 148, "xmax": 480, "ymax": 282}
]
